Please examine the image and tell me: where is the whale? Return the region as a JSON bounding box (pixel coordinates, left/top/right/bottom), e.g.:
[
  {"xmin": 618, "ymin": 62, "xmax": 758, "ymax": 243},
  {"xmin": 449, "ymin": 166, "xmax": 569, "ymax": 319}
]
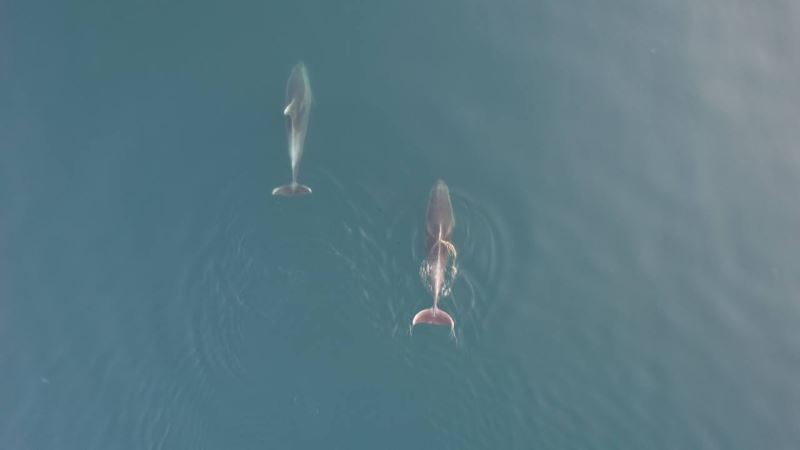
[
  {"xmin": 412, "ymin": 179, "xmax": 457, "ymax": 333},
  {"xmin": 272, "ymin": 62, "xmax": 313, "ymax": 196}
]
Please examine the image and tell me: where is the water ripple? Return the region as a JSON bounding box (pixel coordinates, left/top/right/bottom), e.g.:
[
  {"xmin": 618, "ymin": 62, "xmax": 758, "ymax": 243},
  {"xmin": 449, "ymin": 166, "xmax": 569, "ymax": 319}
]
[
  {"xmin": 393, "ymin": 185, "xmax": 513, "ymax": 346},
  {"xmin": 160, "ymin": 172, "xmax": 522, "ymax": 446},
  {"xmin": 168, "ymin": 168, "xmax": 397, "ymax": 395}
]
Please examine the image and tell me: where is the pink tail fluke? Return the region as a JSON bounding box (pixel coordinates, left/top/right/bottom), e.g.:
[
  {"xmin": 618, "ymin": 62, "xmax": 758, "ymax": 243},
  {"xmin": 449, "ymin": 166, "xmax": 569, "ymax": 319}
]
[{"xmin": 411, "ymin": 307, "xmax": 455, "ymax": 332}]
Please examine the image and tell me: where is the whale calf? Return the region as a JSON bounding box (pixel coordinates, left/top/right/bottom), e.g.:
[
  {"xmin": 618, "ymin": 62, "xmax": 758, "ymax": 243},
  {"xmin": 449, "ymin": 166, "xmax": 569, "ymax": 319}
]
[
  {"xmin": 272, "ymin": 62, "xmax": 313, "ymax": 196},
  {"xmin": 412, "ymin": 179, "xmax": 457, "ymax": 333}
]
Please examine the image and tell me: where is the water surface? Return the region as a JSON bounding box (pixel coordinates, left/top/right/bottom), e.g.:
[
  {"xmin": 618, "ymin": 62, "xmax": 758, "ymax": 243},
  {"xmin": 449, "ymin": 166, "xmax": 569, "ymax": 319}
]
[{"xmin": 2, "ymin": 0, "xmax": 799, "ymax": 448}]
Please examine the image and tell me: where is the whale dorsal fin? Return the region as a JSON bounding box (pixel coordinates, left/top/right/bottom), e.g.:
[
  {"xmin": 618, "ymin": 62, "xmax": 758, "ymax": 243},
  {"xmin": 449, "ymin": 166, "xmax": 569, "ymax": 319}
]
[{"xmin": 283, "ymin": 99, "xmax": 296, "ymax": 116}]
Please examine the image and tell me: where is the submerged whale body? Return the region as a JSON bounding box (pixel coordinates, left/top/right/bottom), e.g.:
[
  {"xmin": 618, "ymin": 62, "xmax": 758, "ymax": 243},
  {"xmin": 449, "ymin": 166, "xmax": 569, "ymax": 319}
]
[
  {"xmin": 412, "ymin": 179, "xmax": 457, "ymax": 334},
  {"xmin": 273, "ymin": 62, "xmax": 313, "ymax": 197}
]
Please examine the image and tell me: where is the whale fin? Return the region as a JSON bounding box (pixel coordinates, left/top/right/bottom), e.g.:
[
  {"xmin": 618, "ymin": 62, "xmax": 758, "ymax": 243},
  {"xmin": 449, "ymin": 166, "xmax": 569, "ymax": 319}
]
[
  {"xmin": 411, "ymin": 307, "xmax": 455, "ymax": 333},
  {"xmin": 283, "ymin": 99, "xmax": 296, "ymax": 116},
  {"xmin": 272, "ymin": 182, "xmax": 312, "ymax": 197}
]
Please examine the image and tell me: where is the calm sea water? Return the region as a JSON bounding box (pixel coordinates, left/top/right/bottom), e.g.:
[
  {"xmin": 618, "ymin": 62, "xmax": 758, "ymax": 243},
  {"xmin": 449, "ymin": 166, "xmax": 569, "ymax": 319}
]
[{"xmin": 2, "ymin": 0, "xmax": 799, "ymax": 449}]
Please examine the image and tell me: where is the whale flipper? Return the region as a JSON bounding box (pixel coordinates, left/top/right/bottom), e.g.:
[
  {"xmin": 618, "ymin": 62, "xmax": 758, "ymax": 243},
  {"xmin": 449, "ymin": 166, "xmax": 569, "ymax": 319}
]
[
  {"xmin": 411, "ymin": 307, "xmax": 455, "ymax": 332},
  {"xmin": 272, "ymin": 182, "xmax": 312, "ymax": 197}
]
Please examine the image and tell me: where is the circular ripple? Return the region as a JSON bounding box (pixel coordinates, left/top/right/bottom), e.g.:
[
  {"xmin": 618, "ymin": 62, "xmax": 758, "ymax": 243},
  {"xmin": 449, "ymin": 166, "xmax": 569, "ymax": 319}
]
[
  {"xmin": 167, "ymin": 168, "xmax": 397, "ymax": 395},
  {"xmin": 389, "ymin": 184, "xmax": 513, "ymax": 347}
]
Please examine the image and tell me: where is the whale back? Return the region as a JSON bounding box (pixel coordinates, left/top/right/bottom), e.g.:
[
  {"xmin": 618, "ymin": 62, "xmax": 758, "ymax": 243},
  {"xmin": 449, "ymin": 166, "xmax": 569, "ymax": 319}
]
[
  {"xmin": 425, "ymin": 179, "xmax": 454, "ymax": 239},
  {"xmin": 283, "ymin": 62, "xmax": 313, "ymax": 173},
  {"xmin": 285, "ymin": 63, "xmax": 312, "ymax": 122}
]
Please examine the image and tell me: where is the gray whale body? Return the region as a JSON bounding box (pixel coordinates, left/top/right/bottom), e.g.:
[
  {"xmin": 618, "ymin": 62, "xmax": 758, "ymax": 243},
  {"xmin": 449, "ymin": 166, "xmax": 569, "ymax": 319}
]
[{"xmin": 273, "ymin": 62, "xmax": 313, "ymax": 197}]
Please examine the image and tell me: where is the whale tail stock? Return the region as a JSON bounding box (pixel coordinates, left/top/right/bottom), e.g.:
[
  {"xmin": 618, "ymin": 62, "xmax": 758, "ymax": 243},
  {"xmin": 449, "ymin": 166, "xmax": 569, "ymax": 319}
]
[
  {"xmin": 411, "ymin": 307, "xmax": 455, "ymax": 334},
  {"xmin": 272, "ymin": 182, "xmax": 312, "ymax": 197}
]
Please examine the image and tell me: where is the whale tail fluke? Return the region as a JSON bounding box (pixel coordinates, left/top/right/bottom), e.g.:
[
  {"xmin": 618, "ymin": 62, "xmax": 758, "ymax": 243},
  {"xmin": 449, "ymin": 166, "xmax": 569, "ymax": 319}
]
[
  {"xmin": 411, "ymin": 307, "xmax": 455, "ymax": 333},
  {"xmin": 272, "ymin": 182, "xmax": 312, "ymax": 197}
]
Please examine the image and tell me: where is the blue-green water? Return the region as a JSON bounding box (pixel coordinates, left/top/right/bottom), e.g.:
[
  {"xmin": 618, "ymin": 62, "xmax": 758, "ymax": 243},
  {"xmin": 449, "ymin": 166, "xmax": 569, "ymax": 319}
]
[{"xmin": 2, "ymin": 0, "xmax": 799, "ymax": 448}]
